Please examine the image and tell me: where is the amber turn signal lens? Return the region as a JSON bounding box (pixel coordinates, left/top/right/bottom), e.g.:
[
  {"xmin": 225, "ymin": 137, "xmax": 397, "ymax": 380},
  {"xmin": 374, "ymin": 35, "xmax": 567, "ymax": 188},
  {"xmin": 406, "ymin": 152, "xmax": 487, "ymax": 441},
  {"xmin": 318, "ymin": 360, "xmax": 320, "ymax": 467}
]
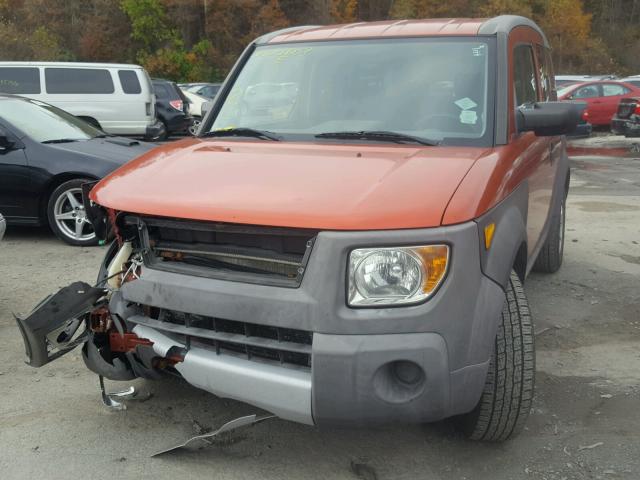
[
  {"xmin": 484, "ymin": 223, "xmax": 496, "ymax": 250},
  {"xmin": 415, "ymin": 245, "xmax": 450, "ymax": 295}
]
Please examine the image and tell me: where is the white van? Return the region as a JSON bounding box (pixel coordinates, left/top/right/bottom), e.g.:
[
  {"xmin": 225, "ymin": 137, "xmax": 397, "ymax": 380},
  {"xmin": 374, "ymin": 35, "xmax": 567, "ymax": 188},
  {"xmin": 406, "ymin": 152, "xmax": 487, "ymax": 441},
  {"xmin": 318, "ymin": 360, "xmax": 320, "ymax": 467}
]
[{"xmin": 0, "ymin": 62, "xmax": 163, "ymax": 138}]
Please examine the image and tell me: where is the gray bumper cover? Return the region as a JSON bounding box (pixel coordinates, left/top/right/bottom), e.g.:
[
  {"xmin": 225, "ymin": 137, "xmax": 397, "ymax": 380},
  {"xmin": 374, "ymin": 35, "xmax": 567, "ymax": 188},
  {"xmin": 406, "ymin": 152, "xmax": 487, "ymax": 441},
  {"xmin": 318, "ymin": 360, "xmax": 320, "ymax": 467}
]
[
  {"xmin": 113, "ymin": 221, "xmax": 506, "ymax": 426},
  {"xmin": 133, "ymin": 324, "xmax": 313, "ymax": 425}
]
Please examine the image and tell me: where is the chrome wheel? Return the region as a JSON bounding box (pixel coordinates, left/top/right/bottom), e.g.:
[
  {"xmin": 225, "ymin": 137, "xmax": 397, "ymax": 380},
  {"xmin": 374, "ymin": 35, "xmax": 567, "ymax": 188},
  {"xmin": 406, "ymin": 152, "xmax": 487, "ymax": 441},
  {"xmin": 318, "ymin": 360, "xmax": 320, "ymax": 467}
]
[
  {"xmin": 188, "ymin": 119, "xmax": 201, "ymax": 136},
  {"xmin": 53, "ymin": 187, "xmax": 95, "ymax": 242}
]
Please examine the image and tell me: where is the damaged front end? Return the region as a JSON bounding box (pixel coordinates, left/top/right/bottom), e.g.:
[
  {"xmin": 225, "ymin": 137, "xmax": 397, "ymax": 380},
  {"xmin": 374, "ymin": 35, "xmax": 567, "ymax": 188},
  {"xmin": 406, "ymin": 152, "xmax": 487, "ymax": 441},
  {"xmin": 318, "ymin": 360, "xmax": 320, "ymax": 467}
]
[{"xmin": 16, "ymin": 181, "xmax": 176, "ymax": 384}]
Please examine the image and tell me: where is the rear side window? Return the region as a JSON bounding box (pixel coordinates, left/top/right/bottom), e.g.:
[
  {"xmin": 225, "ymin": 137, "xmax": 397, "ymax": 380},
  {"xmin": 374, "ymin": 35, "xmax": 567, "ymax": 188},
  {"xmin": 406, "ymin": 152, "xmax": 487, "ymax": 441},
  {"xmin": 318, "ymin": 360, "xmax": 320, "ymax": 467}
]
[
  {"xmin": 0, "ymin": 67, "xmax": 41, "ymax": 94},
  {"xmin": 154, "ymin": 83, "xmax": 170, "ymax": 99},
  {"xmin": 200, "ymin": 85, "xmax": 220, "ymax": 97},
  {"xmin": 513, "ymin": 45, "xmax": 538, "ymax": 106},
  {"xmin": 602, "ymin": 83, "xmax": 630, "ymax": 96},
  {"xmin": 45, "ymin": 68, "xmax": 115, "ymax": 94},
  {"xmin": 118, "ymin": 70, "xmax": 142, "ymax": 94}
]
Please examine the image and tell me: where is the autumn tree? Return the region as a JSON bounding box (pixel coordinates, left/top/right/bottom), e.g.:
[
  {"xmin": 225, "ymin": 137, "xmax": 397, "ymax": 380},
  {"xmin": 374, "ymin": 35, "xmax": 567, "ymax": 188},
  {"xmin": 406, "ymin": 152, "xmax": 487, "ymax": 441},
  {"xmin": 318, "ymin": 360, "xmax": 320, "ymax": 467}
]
[
  {"xmin": 479, "ymin": 0, "xmax": 533, "ymax": 17},
  {"xmin": 536, "ymin": 0, "xmax": 592, "ymax": 72},
  {"xmin": 331, "ymin": 0, "xmax": 359, "ymax": 22},
  {"xmin": 204, "ymin": 0, "xmax": 290, "ymax": 75}
]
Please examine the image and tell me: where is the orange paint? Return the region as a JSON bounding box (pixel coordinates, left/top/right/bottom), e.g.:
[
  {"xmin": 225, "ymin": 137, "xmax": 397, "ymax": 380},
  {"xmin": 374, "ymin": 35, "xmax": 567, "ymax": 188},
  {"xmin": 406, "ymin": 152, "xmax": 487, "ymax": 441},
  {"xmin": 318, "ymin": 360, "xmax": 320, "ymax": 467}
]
[
  {"xmin": 267, "ymin": 19, "xmax": 487, "ymax": 44},
  {"xmin": 91, "ymin": 138, "xmax": 489, "ymax": 230}
]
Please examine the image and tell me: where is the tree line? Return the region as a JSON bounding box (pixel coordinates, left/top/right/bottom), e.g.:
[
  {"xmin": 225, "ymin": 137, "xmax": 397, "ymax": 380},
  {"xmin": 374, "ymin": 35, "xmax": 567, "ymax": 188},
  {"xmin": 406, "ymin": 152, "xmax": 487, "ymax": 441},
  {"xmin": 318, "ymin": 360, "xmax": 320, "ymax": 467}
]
[{"xmin": 0, "ymin": 0, "xmax": 638, "ymax": 82}]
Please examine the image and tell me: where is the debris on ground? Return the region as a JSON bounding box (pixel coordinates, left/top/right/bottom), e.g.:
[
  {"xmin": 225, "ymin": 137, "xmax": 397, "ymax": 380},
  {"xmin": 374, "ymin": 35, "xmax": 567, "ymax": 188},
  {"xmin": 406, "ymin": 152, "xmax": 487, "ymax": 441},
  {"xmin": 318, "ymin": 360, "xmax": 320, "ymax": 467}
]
[{"xmin": 578, "ymin": 442, "xmax": 604, "ymax": 451}]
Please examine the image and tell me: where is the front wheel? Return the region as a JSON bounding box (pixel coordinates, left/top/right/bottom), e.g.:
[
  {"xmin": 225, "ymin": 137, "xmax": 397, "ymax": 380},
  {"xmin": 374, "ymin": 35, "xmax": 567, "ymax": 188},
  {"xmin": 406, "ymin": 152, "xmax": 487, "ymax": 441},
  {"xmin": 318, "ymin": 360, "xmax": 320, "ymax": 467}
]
[
  {"xmin": 457, "ymin": 271, "xmax": 535, "ymax": 441},
  {"xmin": 47, "ymin": 179, "xmax": 98, "ymax": 246}
]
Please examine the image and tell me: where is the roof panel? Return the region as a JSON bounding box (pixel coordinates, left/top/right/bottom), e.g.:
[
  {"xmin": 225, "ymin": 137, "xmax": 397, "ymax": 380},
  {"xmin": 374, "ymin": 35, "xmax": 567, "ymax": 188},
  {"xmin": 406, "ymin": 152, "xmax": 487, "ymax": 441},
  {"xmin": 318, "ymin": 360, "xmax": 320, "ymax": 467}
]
[{"xmin": 266, "ymin": 18, "xmax": 486, "ymax": 44}]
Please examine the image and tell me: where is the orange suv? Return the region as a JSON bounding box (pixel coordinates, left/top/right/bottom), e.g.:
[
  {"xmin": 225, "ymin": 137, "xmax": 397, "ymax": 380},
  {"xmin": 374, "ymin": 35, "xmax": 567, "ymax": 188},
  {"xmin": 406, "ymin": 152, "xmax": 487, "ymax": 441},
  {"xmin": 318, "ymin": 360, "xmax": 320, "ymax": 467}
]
[{"xmin": 18, "ymin": 15, "xmax": 583, "ymax": 441}]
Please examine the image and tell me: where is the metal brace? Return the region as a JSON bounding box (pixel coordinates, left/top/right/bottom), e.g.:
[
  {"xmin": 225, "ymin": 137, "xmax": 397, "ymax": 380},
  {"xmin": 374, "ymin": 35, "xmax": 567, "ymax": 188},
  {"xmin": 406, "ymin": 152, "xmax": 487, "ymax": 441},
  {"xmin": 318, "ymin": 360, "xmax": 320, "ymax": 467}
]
[{"xmin": 98, "ymin": 375, "xmax": 148, "ymax": 411}]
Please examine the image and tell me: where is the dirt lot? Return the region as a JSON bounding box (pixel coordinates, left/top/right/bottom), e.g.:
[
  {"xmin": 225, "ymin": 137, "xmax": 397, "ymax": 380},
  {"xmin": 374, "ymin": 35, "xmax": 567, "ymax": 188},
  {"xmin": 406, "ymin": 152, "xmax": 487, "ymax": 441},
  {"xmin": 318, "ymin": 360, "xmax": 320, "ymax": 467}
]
[{"xmin": 1, "ymin": 147, "xmax": 639, "ymax": 480}]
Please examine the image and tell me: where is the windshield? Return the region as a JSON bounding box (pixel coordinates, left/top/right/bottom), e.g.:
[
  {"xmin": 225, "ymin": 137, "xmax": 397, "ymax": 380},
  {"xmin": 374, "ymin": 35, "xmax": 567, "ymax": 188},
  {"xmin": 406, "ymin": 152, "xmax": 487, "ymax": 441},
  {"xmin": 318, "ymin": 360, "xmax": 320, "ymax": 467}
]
[
  {"xmin": 0, "ymin": 98, "xmax": 102, "ymax": 142},
  {"xmin": 208, "ymin": 38, "xmax": 495, "ymax": 146}
]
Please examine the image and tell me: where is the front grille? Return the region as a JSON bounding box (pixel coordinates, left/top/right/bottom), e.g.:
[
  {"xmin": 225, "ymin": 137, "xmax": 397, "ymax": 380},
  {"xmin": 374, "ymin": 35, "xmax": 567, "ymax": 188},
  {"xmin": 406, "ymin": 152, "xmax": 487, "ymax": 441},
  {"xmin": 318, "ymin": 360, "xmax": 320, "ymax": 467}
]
[
  {"xmin": 133, "ymin": 308, "xmax": 313, "ymax": 369},
  {"xmin": 124, "ymin": 215, "xmax": 317, "ymax": 288}
]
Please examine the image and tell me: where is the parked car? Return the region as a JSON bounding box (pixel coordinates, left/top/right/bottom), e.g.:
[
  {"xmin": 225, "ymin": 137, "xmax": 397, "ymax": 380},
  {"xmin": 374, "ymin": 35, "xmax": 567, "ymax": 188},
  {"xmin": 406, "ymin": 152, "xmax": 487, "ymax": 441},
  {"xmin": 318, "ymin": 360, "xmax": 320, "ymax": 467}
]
[
  {"xmin": 619, "ymin": 76, "xmax": 640, "ymax": 88},
  {"xmin": 180, "ymin": 82, "xmax": 221, "ymax": 99},
  {"xmin": 558, "ymin": 80, "xmax": 640, "ymax": 126},
  {"xmin": 0, "ymin": 213, "xmax": 5, "ymax": 241},
  {"xmin": 569, "ymin": 114, "xmax": 593, "ymax": 138},
  {"xmin": 611, "ymin": 97, "xmax": 640, "ymax": 137},
  {"xmin": 152, "ymin": 79, "xmax": 192, "ymax": 139},
  {"xmin": 555, "ymin": 74, "xmax": 616, "ymax": 88},
  {"xmin": 18, "ymin": 15, "xmax": 583, "ymax": 442},
  {"xmin": 0, "ymin": 62, "xmax": 163, "ymax": 139},
  {"xmin": 0, "ymin": 95, "xmax": 153, "ymax": 245},
  {"xmin": 181, "ymin": 89, "xmax": 209, "ymax": 135}
]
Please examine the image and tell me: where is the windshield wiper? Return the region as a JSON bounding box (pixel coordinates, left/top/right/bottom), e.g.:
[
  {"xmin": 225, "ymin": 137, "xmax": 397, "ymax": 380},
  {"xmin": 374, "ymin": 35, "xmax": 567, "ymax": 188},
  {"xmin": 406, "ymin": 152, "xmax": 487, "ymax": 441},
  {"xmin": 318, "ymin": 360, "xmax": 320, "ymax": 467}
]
[
  {"xmin": 42, "ymin": 138, "xmax": 81, "ymax": 144},
  {"xmin": 201, "ymin": 127, "xmax": 281, "ymax": 141},
  {"xmin": 315, "ymin": 130, "xmax": 439, "ymax": 146}
]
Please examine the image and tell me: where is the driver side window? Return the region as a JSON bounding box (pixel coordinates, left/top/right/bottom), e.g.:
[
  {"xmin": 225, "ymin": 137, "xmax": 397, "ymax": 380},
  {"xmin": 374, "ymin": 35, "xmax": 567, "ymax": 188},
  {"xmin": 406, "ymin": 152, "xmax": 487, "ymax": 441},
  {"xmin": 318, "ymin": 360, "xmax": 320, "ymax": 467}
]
[{"xmin": 513, "ymin": 44, "xmax": 538, "ymax": 107}]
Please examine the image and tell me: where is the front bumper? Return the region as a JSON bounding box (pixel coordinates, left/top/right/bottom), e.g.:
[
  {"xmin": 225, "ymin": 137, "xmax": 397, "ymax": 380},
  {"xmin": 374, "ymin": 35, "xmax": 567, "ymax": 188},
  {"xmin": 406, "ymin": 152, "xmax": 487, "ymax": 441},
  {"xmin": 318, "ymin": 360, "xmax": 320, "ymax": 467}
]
[
  {"xmin": 16, "ymin": 220, "xmax": 505, "ymax": 426},
  {"xmin": 97, "ymin": 221, "xmax": 504, "ymax": 426}
]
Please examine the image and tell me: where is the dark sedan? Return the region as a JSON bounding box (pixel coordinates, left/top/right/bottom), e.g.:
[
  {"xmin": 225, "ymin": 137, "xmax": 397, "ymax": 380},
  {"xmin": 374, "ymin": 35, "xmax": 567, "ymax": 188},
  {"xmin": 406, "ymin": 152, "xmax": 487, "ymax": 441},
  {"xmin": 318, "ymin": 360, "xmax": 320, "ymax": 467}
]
[
  {"xmin": 0, "ymin": 95, "xmax": 153, "ymax": 245},
  {"xmin": 611, "ymin": 97, "xmax": 640, "ymax": 137}
]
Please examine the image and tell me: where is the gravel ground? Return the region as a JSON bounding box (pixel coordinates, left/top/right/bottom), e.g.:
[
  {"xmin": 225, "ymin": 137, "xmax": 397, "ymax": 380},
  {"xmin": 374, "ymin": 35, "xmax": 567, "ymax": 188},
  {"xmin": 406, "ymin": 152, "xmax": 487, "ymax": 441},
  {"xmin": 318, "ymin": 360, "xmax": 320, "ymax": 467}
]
[{"xmin": 1, "ymin": 151, "xmax": 639, "ymax": 480}]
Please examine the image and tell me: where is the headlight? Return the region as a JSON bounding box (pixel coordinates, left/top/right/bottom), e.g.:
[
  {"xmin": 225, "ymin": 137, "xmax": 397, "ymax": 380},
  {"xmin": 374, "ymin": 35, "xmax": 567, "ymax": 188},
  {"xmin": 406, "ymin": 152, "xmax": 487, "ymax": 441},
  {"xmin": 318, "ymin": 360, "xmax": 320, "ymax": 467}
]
[{"xmin": 348, "ymin": 245, "xmax": 449, "ymax": 307}]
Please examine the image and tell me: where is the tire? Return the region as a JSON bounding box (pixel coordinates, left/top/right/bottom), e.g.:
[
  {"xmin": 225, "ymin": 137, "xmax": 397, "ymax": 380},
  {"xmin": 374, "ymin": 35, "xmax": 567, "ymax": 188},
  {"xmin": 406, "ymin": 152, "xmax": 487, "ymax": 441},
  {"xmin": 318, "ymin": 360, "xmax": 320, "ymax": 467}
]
[
  {"xmin": 157, "ymin": 120, "xmax": 169, "ymax": 141},
  {"xmin": 457, "ymin": 271, "xmax": 535, "ymax": 441},
  {"xmin": 47, "ymin": 178, "xmax": 99, "ymax": 247},
  {"xmin": 188, "ymin": 117, "xmax": 201, "ymax": 136},
  {"xmin": 533, "ymin": 195, "xmax": 566, "ymax": 273}
]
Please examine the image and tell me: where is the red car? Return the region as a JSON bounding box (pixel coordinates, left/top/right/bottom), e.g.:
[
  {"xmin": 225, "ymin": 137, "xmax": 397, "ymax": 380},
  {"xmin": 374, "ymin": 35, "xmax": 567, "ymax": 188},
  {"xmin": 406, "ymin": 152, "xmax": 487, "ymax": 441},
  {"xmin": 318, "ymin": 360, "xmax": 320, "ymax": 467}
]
[{"xmin": 558, "ymin": 80, "xmax": 640, "ymax": 126}]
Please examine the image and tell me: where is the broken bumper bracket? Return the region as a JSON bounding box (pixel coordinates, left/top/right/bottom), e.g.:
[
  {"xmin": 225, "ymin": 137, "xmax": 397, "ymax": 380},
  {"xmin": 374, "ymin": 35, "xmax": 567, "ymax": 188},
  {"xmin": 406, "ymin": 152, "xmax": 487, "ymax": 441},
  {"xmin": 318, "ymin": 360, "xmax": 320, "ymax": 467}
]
[{"xmin": 15, "ymin": 282, "xmax": 106, "ymax": 367}]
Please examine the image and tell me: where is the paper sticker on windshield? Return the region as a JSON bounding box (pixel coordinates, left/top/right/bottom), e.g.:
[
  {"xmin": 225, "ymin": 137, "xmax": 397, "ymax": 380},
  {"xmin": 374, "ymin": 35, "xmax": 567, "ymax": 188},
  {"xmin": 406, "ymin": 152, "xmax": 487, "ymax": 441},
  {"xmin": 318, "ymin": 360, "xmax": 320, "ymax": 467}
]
[
  {"xmin": 455, "ymin": 97, "xmax": 477, "ymax": 110},
  {"xmin": 460, "ymin": 110, "xmax": 477, "ymax": 125},
  {"xmin": 472, "ymin": 45, "xmax": 486, "ymax": 57}
]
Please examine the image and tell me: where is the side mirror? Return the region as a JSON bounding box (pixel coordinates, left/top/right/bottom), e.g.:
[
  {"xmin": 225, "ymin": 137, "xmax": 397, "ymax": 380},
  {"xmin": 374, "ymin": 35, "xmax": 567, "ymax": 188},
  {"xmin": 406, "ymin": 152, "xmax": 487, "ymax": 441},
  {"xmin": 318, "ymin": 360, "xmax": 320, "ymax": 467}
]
[
  {"xmin": 201, "ymin": 101, "xmax": 213, "ymax": 118},
  {"xmin": 517, "ymin": 101, "xmax": 586, "ymax": 136}
]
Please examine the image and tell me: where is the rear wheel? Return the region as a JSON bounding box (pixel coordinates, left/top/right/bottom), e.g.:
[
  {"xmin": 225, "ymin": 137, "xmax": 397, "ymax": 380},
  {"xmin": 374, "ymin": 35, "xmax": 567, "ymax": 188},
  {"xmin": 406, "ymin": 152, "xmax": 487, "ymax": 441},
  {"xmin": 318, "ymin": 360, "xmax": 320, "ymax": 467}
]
[
  {"xmin": 47, "ymin": 178, "xmax": 98, "ymax": 246},
  {"xmin": 533, "ymin": 195, "xmax": 566, "ymax": 273},
  {"xmin": 457, "ymin": 271, "xmax": 535, "ymax": 441}
]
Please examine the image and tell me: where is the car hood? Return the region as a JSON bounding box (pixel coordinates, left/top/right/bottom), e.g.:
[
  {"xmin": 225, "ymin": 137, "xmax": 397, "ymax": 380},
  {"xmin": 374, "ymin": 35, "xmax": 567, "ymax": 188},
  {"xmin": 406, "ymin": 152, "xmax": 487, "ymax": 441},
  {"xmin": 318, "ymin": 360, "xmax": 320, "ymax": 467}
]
[
  {"xmin": 51, "ymin": 137, "xmax": 154, "ymax": 165},
  {"xmin": 91, "ymin": 138, "xmax": 490, "ymax": 230}
]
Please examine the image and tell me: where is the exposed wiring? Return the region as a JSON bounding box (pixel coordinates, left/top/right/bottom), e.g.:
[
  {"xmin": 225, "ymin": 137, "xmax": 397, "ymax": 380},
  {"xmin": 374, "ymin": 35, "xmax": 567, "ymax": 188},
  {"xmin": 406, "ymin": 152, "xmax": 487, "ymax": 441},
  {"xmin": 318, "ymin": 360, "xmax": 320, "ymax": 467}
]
[{"xmin": 93, "ymin": 270, "xmax": 124, "ymax": 288}]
